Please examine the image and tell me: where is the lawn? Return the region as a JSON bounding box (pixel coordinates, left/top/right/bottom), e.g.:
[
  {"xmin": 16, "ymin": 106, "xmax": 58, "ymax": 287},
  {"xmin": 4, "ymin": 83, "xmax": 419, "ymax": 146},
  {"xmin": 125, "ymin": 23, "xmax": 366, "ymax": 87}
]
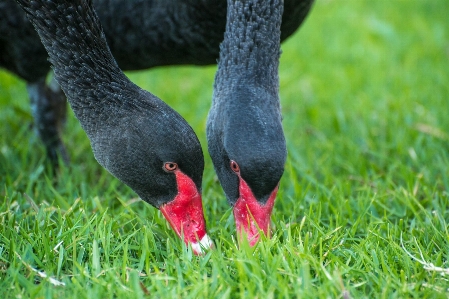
[{"xmin": 1, "ymin": 0, "xmax": 449, "ymax": 297}]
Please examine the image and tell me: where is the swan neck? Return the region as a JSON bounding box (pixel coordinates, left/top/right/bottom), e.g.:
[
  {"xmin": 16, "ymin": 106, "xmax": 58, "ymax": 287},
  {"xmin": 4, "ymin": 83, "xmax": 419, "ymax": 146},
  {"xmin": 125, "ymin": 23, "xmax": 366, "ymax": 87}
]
[{"xmin": 215, "ymin": 0, "xmax": 283, "ymax": 89}]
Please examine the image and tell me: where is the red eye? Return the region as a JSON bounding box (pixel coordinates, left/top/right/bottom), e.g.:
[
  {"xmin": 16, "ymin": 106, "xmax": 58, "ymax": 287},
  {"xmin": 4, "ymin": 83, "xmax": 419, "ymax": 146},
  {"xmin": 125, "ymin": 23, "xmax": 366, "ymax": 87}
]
[
  {"xmin": 163, "ymin": 162, "xmax": 178, "ymax": 172},
  {"xmin": 230, "ymin": 160, "xmax": 240, "ymax": 173}
]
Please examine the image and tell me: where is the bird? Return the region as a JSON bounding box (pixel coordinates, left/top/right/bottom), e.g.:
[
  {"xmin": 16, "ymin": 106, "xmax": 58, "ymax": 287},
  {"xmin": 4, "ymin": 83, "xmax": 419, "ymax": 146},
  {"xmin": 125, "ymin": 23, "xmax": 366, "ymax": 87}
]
[
  {"xmin": 15, "ymin": 0, "xmax": 213, "ymax": 255},
  {"xmin": 1, "ymin": 0, "xmax": 314, "ymax": 167},
  {"xmin": 207, "ymin": 0, "xmax": 289, "ymax": 246}
]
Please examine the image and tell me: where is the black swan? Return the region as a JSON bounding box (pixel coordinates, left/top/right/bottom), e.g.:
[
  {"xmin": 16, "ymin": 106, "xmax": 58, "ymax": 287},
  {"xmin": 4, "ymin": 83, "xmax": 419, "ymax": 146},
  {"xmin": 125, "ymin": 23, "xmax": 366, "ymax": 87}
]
[
  {"xmin": 1, "ymin": 0, "xmax": 314, "ymax": 166},
  {"xmin": 15, "ymin": 0, "xmax": 213, "ymax": 255},
  {"xmin": 208, "ymin": 0, "xmax": 287, "ymax": 245}
]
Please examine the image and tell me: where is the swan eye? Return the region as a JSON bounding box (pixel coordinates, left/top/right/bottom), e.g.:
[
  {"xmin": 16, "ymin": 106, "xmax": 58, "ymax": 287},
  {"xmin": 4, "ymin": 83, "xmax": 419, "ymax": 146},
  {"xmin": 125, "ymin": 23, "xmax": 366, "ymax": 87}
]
[
  {"xmin": 230, "ymin": 160, "xmax": 240, "ymax": 173},
  {"xmin": 163, "ymin": 162, "xmax": 178, "ymax": 172}
]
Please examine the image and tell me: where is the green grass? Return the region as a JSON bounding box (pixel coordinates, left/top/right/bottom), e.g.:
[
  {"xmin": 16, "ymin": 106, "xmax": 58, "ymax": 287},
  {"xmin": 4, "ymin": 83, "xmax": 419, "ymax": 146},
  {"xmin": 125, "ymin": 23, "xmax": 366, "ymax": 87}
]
[{"xmin": 1, "ymin": 0, "xmax": 449, "ymax": 297}]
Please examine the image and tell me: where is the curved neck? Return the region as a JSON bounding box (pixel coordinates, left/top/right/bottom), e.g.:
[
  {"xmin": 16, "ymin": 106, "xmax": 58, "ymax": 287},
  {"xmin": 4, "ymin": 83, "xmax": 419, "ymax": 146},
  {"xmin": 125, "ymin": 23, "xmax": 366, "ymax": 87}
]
[
  {"xmin": 215, "ymin": 0, "xmax": 283, "ymax": 92},
  {"xmin": 18, "ymin": 0, "xmax": 140, "ymax": 111}
]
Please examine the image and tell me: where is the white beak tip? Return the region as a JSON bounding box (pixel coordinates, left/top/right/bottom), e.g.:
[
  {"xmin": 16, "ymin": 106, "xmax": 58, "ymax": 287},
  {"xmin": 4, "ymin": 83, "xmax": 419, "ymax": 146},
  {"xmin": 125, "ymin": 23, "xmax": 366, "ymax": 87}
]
[{"xmin": 191, "ymin": 234, "xmax": 214, "ymax": 255}]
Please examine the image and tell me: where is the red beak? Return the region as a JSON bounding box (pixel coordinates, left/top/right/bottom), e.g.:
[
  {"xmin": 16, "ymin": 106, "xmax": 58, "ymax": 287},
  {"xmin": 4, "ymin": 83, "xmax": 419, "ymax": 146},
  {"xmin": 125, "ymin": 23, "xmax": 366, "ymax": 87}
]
[
  {"xmin": 233, "ymin": 176, "xmax": 278, "ymax": 246},
  {"xmin": 160, "ymin": 170, "xmax": 213, "ymax": 255}
]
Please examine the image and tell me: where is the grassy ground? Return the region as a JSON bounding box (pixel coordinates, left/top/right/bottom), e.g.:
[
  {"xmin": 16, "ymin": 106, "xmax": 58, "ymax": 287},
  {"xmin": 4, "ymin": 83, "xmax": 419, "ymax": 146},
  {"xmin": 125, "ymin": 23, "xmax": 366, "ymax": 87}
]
[{"xmin": 1, "ymin": 0, "xmax": 449, "ymax": 297}]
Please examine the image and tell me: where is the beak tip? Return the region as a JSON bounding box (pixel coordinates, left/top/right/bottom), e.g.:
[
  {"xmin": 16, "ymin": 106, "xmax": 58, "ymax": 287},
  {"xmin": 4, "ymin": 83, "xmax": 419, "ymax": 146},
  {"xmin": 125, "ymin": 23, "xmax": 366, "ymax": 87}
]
[{"xmin": 191, "ymin": 233, "xmax": 214, "ymax": 255}]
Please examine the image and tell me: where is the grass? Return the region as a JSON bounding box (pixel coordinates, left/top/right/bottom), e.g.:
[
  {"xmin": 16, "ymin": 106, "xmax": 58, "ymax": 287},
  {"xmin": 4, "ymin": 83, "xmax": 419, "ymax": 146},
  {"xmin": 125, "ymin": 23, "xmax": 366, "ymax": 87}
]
[{"xmin": 1, "ymin": 0, "xmax": 449, "ymax": 297}]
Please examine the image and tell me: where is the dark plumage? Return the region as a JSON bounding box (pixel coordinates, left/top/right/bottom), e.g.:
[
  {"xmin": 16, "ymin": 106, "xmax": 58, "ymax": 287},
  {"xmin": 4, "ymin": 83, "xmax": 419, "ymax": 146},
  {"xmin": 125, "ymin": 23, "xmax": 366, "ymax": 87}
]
[
  {"xmin": 15, "ymin": 0, "xmax": 212, "ymax": 254},
  {"xmin": 207, "ymin": 0, "xmax": 290, "ymax": 245},
  {"xmin": 0, "ymin": 0, "xmax": 314, "ymax": 166}
]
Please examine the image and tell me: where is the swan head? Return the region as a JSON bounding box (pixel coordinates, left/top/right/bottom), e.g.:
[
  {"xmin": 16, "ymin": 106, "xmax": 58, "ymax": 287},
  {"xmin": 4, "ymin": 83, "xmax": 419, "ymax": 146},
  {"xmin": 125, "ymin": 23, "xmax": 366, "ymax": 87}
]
[
  {"xmin": 207, "ymin": 84, "xmax": 286, "ymax": 246},
  {"xmin": 87, "ymin": 92, "xmax": 212, "ymax": 255}
]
